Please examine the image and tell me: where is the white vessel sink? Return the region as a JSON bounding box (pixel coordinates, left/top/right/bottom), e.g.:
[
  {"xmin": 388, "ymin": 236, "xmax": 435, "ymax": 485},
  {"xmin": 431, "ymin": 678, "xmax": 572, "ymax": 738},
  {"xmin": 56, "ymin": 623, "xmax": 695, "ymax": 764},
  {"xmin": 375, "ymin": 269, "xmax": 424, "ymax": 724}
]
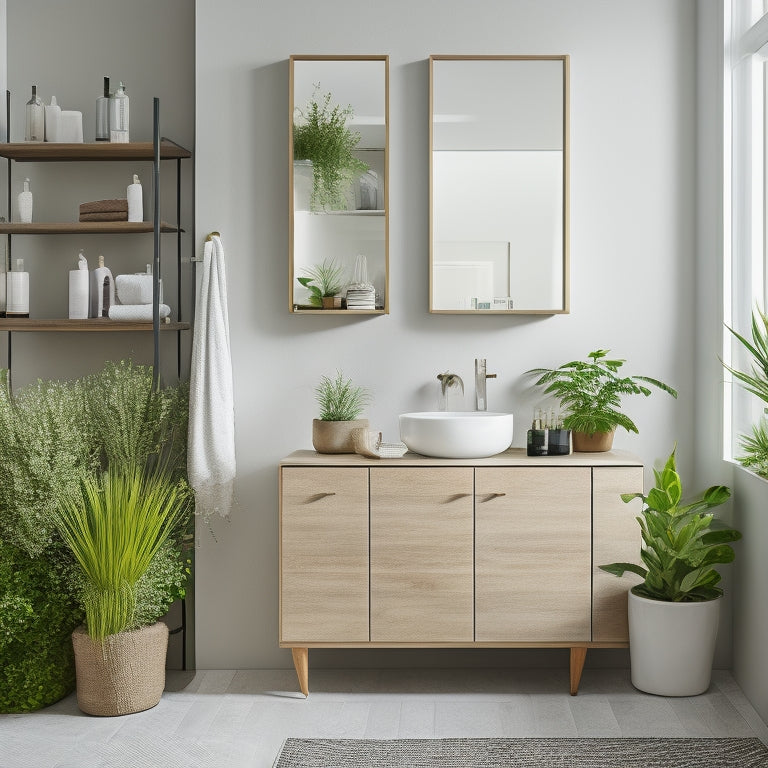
[{"xmin": 399, "ymin": 411, "xmax": 514, "ymax": 459}]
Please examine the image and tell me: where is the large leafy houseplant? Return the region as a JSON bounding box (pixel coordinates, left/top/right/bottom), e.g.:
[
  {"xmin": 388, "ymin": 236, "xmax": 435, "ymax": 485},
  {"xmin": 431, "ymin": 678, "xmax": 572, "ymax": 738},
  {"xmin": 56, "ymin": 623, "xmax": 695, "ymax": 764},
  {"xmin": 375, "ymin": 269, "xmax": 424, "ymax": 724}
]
[
  {"xmin": 723, "ymin": 306, "xmax": 768, "ymax": 476},
  {"xmin": 527, "ymin": 349, "xmax": 677, "ymax": 448},
  {"xmin": 600, "ymin": 448, "xmax": 740, "ymax": 602},
  {"xmin": 0, "ymin": 362, "xmax": 191, "ymax": 713},
  {"xmin": 293, "ymin": 88, "xmax": 369, "ymax": 211}
]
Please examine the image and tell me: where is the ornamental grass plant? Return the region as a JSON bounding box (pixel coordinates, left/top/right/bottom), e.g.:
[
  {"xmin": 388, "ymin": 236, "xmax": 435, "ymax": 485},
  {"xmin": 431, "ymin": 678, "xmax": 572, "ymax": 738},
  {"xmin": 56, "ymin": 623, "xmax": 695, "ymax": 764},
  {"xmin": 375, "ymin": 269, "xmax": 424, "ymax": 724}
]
[
  {"xmin": 54, "ymin": 462, "xmax": 192, "ymax": 640},
  {"xmin": 315, "ymin": 370, "xmax": 370, "ymax": 422}
]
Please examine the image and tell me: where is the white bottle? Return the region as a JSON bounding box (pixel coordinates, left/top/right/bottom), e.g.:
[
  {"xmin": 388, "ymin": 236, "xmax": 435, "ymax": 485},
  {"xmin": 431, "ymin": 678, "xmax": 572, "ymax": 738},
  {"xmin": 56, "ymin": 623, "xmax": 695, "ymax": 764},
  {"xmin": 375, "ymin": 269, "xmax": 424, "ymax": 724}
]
[
  {"xmin": 18, "ymin": 179, "xmax": 33, "ymax": 223},
  {"xmin": 69, "ymin": 251, "xmax": 90, "ymax": 320},
  {"xmin": 95, "ymin": 76, "xmax": 110, "ymax": 141},
  {"xmin": 44, "ymin": 96, "xmax": 62, "ymax": 142},
  {"xmin": 6, "ymin": 259, "xmax": 30, "ymax": 318},
  {"xmin": 25, "ymin": 85, "xmax": 44, "ymax": 142},
  {"xmin": 127, "ymin": 174, "xmax": 143, "ymax": 222},
  {"xmin": 109, "ymin": 82, "xmax": 129, "ymax": 142},
  {"xmin": 90, "ymin": 254, "xmax": 115, "ymax": 318}
]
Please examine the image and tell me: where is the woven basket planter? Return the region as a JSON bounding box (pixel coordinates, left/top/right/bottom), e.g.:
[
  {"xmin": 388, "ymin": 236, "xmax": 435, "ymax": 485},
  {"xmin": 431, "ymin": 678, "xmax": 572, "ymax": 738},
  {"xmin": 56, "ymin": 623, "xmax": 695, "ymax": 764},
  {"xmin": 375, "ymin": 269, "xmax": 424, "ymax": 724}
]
[
  {"xmin": 72, "ymin": 621, "xmax": 168, "ymax": 716},
  {"xmin": 312, "ymin": 418, "xmax": 369, "ymax": 454}
]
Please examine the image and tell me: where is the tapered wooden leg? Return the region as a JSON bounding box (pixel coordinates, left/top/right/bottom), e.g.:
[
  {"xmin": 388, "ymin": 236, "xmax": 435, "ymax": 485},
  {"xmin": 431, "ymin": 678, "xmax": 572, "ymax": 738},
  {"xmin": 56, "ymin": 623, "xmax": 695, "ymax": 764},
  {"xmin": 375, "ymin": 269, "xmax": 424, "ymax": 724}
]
[
  {"xmin": 292, "ymin": 647, "xmax": 309, "ymax": 696},
  {"xmin": 569, "ymin": 646, "xmax": 587, "ymax": 695}
]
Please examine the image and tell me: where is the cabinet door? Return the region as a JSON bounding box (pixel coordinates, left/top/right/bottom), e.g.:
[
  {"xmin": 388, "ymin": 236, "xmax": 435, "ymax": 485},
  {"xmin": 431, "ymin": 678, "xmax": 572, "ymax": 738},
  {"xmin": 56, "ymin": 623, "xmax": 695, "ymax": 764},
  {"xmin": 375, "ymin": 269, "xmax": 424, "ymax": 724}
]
[
  {"xmin": 370, "ymin": 467, "xmax": 474, "ymax": 642},
  {"xmin": 280, "ymin": 467, "xmax": 369, "ymax": 643},
  {"xmin": 592, "ymin": 466, "xmax": 643, "ymax": 642},
  {"xmin": 475, "ymin": 467, "xmax": 591, "ymax": 642}
]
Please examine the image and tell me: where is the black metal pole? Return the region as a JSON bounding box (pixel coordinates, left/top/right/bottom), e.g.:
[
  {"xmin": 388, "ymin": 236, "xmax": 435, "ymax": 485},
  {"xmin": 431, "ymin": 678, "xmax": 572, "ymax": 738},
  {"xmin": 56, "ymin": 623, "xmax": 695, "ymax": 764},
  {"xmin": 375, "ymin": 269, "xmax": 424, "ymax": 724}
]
[{"xmin": 152, "ymin": 98, "xmax": 160, "ymax": 390}]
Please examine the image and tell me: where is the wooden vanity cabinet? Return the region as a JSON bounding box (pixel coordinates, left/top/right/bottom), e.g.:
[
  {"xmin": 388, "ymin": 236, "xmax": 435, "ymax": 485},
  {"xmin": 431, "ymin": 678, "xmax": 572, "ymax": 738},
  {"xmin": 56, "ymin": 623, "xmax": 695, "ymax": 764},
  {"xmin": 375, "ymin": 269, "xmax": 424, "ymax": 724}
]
[{"xmin": 279, "ymin": 451, "xmax": 642, "ymax": 697}]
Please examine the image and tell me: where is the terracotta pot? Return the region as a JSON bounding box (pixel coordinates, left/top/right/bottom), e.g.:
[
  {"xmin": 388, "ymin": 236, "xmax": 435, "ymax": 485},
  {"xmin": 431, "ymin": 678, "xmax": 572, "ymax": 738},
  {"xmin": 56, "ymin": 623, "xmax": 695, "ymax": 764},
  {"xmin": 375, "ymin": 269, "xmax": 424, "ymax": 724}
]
[
  {"xmin": 572, "ymin": 429, "xmax": 615, "ymax": 452},
  {"xmin": 321, "ymin": 296, "xmax": 342, "ymax": 309},
  {"xmin": 71, "ymin": 622, "xmax": 168, "ymax": 716},
  {"xmin": 312, "ymin": 418, "xmax": 369, "ymax": 454}
]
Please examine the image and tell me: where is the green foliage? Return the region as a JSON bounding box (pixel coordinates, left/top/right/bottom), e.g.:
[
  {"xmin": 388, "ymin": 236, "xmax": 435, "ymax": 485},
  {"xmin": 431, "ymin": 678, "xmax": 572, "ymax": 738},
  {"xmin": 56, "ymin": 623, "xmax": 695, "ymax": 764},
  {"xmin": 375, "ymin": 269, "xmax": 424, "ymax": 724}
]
[
  {"xmin": 724, "ymin": 307, "xmax": 768, "ymax": 477},
  {"xmin": 134, "ymin": 539, "xmax": 191, "ymax": 628},
  {"xmin": 315, "ymin": 370, "xmax": 371, "ymax": 421},
  {"xmin": 293, "ymin": 87, "xmax": 369, "ymax": 211},
  {"xmin": 735, "ymin": 417, "xmax": 768, "ymax": 476},
  {"xmin": 527, "ymin": 349, "xmax": 678, "ymax": 435},
  {"xmin": 297, "ymin": 258, "xmax": 345, "ymax": 306},
  {"xmin": 0, "ymin": 540, "xmax": 83, "ymax": 713},
  {"xmin": 54, "ymin": 463, "xmax": 193, "ymax": 640},
  {"xmin": 600, "ymin": 448, "xmax": 740, "ymax": 602}
]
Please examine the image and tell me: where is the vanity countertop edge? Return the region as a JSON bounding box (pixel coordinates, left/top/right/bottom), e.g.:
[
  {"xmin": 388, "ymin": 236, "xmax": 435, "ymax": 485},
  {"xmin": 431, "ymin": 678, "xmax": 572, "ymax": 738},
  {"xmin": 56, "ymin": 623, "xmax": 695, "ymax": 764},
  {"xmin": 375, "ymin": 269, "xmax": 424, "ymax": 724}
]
[{"xmin": 280, "ymin": 448, "xmax": 643, "ymax": 467}]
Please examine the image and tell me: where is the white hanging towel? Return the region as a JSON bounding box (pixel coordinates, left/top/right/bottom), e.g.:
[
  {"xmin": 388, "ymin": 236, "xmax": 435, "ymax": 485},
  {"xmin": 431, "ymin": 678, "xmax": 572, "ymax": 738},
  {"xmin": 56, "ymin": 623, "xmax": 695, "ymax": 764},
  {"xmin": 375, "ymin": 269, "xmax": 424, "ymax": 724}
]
[{"xmin": 188, "ymin": 234, "xmax": 235, "ymax": 518}]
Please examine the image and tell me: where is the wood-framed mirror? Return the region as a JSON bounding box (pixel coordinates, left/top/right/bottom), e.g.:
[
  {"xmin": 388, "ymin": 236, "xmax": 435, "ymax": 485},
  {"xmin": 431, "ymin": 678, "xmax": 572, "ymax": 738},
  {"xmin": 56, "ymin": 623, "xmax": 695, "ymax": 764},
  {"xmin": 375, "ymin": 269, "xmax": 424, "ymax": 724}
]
[
  {"xmin": 289, "ymin": 55, "xmax": 389, "ymax": 314},
  {"xmin": 429, "ymin": 55, "xmax": 569, "ymax": 314}
]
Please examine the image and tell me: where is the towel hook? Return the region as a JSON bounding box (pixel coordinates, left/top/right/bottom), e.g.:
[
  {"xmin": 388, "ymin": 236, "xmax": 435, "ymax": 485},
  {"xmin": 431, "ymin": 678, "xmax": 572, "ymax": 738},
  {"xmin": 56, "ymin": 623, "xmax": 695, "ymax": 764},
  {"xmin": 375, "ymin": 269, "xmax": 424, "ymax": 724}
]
[{"xmin": 205, "ymin": 231, "xmax": 221, "ymax": 242}]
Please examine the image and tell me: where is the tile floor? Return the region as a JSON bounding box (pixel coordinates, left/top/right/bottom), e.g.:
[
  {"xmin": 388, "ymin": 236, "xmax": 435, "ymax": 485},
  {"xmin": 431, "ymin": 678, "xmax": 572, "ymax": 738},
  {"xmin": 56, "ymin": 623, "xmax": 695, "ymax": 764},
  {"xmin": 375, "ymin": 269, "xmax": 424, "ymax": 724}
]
[{"xmin": 1, "ymin": 668, "xmax": 767, "ymax": 768}]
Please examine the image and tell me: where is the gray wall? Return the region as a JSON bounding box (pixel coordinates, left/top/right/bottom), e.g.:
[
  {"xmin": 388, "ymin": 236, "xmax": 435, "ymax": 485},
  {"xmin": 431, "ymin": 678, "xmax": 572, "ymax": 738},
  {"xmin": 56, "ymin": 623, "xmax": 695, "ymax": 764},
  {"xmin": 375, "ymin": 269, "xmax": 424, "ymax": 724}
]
[{"xmin": 194, "ymin": 0, "xmax": 700, "ymax": 669}]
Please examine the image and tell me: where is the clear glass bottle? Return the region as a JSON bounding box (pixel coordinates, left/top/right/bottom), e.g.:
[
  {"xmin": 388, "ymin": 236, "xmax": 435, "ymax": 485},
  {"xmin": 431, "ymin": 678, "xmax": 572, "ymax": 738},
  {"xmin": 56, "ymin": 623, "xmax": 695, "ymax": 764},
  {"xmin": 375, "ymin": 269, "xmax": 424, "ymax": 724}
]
[
  {"xmin": 109, "ymin": 81, "xmax": 129, "ymax": 142},
  {"xmin": 25, "ymin": 85, "xmax": 44, "ymax": 142}
]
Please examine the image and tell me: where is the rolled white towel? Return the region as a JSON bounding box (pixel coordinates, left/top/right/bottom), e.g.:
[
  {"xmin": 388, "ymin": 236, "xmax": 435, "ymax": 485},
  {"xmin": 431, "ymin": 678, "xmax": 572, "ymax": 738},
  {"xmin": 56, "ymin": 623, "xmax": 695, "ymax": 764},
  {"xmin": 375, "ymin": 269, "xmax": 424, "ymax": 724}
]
[
  {"xmin": 115, "ymin": 273, "xmax": 154, "ymax": 305},
  {"xmin": 108, "ymin": 303, "xmax": 171, "ymax": 322}
]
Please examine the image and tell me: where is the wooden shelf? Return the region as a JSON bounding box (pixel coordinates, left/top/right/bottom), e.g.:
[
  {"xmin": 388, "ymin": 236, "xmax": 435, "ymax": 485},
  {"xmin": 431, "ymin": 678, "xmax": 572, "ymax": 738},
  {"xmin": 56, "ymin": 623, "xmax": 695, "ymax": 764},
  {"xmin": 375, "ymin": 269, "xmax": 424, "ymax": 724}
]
[
  {"xmin": 0, "ymin": 221, "xmax": 181, "ymax": 235},
  {"xmin": 0, "ymin": 139, "xmax": 191, "ymax": 162},
  {"xmin": 0, "ymin": 318, "xmax": 191, "ymax": 332},
  {"xmin": 291, "ymin": 309, "xmax": 386, "ymax": 315}
]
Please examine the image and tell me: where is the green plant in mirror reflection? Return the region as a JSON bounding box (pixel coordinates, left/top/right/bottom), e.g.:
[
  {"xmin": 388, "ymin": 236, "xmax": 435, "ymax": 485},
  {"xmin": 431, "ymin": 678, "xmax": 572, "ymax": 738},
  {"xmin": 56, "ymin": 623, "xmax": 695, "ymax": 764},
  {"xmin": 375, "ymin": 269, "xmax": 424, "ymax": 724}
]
[
  {"xmin": 297, "ymin": 258, "xmax": 345, "ymax": 307},
  {"xmin": 293, "ymin": 86, "xmax": 369, "ymax": 211}
]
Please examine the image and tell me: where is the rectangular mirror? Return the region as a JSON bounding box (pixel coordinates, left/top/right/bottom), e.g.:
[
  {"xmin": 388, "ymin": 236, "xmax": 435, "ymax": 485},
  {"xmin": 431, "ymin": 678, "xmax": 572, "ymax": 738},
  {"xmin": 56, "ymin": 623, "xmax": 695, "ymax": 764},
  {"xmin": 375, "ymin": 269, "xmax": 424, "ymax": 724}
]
[
  {"xmin": 430, "ymin": 55, "xmax": 569, "ymax": 314},
  {"xmin": 290, "ymin": 55, "xmax": 389, "ymax": 314}
]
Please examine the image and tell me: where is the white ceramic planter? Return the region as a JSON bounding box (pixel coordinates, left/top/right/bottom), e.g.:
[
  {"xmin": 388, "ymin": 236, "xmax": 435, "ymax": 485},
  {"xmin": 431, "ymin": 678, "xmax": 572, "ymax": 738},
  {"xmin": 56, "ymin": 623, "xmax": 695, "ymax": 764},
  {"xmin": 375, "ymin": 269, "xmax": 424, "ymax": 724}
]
[{"xmin": 628, "ymin": 588, "xmax": 721, "ymax": 696}]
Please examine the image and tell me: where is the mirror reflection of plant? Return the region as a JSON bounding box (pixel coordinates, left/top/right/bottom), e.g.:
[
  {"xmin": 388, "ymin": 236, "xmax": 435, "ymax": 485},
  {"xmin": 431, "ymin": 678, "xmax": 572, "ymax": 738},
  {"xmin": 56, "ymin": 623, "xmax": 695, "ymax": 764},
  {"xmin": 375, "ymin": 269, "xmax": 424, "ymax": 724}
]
[
  {"xmin": 293, "ymin": 87, "xmax": 369, "ymax": 211},
  {"xmin": 297, "ymin": 258, "xmax": 345, "ymax": 307},
  {"xmin": 724, "ymin": 307, "xmax": 768, "ymax": 476}
]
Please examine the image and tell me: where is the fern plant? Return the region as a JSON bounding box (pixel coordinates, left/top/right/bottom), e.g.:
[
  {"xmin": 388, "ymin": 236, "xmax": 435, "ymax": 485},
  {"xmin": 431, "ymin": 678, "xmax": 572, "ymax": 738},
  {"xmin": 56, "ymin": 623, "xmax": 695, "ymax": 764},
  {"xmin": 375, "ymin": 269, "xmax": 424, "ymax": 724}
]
[
  {"xmin": 527, "ymin": 349, "xmax": 678, "ymax": 435},
  {"xmin": 293, "ymin": 88, "xmax": 369, "ymax": 211},
  {"xmin": 600, "ymin": 448, "xmax": 740, "ymax": 602},
  {"xmin": 315, "ymin": 370, "xmax": 370, "ymax": 421},
  {"xmin": 297, "ymin": 258, "xmax": 345, "ymax": 307},
  {"xmin": 53, "ymin": 463, "xmax": 192, "ymax": 640}
]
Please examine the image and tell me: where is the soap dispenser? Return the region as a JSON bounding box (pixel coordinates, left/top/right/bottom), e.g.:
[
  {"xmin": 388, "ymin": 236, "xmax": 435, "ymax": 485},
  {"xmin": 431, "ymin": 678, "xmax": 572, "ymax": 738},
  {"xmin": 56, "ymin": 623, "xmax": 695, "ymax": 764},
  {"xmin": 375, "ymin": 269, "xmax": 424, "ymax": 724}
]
[
  {"xmin": 90, "ymin": 254, "xmax": 115, "ymax": 318},
  {"xmin": 69, "ymin": 251, "xmax": 89, "ymax": 320},
  {"xmin": 95, "ymin": 76, "xmax": 110, "ymax": 141},
  {"xmin": 109, "ymin": 82, "xmax": 129, "ymax": 142},
  {"xmin": 18, "ymin": 179, "xmax": 33, "ymax": 223}
]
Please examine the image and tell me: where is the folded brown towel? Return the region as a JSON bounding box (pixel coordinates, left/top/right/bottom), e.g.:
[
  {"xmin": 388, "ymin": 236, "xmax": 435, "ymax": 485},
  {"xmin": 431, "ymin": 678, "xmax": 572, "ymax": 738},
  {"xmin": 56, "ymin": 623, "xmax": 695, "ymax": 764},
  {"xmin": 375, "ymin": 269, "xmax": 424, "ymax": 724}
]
[
  {"xmin": 79, "ymin": 211, "xmax": 129, "ymax": 222},
  {"xmin": 79, "ymin": 198, "xmax": 128, "ymax": 215}
]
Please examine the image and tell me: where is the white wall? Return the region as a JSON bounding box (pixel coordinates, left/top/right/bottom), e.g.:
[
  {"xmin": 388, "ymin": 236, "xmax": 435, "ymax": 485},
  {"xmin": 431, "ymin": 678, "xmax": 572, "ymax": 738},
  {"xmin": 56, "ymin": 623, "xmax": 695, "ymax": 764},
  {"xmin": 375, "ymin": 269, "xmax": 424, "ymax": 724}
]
[{"xmin": 195, "ymin": 0, "xmax": 699, "ymax": 669}]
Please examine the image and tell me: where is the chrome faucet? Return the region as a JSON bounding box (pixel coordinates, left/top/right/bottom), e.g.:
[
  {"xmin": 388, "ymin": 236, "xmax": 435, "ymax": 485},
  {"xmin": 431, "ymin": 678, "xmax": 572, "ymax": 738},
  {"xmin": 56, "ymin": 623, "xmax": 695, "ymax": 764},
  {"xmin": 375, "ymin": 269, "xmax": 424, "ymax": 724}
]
[{"xmin": 475, "ymin": 358, "xmax": 497, "ymax": 411}]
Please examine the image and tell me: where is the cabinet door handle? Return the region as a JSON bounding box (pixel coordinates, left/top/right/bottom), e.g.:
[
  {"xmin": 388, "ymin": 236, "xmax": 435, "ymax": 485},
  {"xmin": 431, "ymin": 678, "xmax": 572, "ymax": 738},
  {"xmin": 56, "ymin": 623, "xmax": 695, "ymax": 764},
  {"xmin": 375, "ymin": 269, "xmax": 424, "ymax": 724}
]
[
  {"xmin": 444, "ymin": 492, "xmax": 473, "ymax": 503},
  {"xmin": 479, "ymin": 492, "xmax": 507, "ymax": 502},
  {"xmin": 306, "ymin": 492, "xmax": 337, "ymax": 503}
]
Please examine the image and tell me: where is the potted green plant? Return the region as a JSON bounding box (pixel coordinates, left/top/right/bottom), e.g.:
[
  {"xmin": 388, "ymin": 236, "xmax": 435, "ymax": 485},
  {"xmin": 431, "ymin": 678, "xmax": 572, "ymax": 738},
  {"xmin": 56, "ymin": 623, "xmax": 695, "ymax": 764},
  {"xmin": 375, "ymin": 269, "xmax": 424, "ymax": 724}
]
[
  {"xmin": 527, "ymin": 349, "xmax": 678, "ymax": 451},
  {"xmin": 55, "ymin": 462, "xmax": 192, "ymax": 716},
  {"xmin": 293, "ymin": 88, "xmax": 369, "ymax": 212},
  {"xmin": 600, "ymin": 448, "xmax": 740, "ymax": 696},
  {"xmin": 312, "ymin": 370, "xmax": 371, "ymax": 454},
  {"xmin": 723, "ymin": 306, "xmax": 768, "ymax": 475},
  {"xmin": 297, "ymin": 258, "xmax": 345, "ymax": 309}
]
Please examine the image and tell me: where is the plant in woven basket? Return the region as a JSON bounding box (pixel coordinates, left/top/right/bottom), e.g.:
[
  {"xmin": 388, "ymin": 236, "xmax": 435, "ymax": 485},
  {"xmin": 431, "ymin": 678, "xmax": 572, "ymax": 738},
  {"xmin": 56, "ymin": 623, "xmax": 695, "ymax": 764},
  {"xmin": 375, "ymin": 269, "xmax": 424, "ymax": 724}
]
[
  {"xmin": 53, "ymin": 462, "xmax": 193, "ymax": 640},
  {"xmin": 293, "ymin": 87, "xmax": 369, "ymax": 211}
]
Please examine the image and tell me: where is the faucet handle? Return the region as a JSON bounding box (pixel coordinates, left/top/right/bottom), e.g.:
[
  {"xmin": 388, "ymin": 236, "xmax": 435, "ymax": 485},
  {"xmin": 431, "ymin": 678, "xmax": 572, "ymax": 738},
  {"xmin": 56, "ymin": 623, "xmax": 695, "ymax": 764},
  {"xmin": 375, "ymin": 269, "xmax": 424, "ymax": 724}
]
[{"xmin": 486, "ymin": 373, "xmax": 497, "ymax": 379}]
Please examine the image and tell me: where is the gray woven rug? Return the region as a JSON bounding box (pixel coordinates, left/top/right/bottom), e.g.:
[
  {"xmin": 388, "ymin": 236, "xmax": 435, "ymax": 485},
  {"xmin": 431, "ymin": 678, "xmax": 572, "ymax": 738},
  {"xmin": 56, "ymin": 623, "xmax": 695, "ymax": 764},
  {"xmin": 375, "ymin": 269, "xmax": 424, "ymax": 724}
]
[{"xmin": 273, "ymin": 737, "xmax": 768, "ymax": 767}]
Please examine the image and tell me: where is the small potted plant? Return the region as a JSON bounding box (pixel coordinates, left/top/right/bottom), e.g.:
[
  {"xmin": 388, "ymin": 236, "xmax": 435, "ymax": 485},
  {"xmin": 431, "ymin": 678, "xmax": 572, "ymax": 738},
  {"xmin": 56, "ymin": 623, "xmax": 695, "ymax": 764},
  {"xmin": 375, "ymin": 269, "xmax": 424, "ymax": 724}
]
[
  {"xmin": 312, "ymin": 370, "xmax": 371, "ymax": 454},
  {"xmin": 527, "ymin": 349, "xmax": 678, "ymax": 451},
  {"xmin": 600, "ymin": 448, "xmax": 740, "ymax": 696},
  {"xmin": 293, "ymin": 88, "xmax": 369, "ymax": 212},
  {"xmin": 54, "ymin": 462, "xmax": 192, "ymax": 716},
  {"xmin": 297, "ymin": 258, "xmax": 345, "ymax": 309}
]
